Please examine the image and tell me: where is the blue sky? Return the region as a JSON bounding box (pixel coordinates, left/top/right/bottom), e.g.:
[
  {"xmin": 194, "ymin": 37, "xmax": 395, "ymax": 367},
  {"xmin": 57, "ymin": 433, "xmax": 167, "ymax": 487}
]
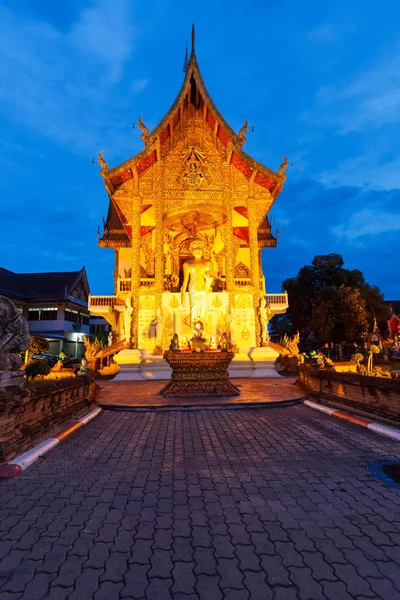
[{"xmin": 0, "ymin": 0, "xmax": 399, "ymax": 299}]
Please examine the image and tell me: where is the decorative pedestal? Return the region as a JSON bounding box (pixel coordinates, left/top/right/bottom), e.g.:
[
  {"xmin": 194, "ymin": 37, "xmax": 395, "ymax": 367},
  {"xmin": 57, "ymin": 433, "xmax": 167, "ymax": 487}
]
[
  {"xmin": 250, "ymin": 346, "xmax": 282, "ymax": 378},
  {"xmin": 113, "ymin": 349, "xmax": 144, "ymax": 381},
  {"xmin": 160, "ymin": 351, "xmax": 240, "ymax": 397}
]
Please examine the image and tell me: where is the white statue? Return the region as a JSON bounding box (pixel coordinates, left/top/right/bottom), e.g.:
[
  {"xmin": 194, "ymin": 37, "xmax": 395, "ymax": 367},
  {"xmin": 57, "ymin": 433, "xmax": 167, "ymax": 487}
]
[
  {"xmin": 228, "ymin": 307, "xmax": 237, "ymax": 344},
  {"xmin": 154, "ymin": 308, "xmax": 164, "ymax": 345},
  {"xmin": 107, "ymin": 330, "xmax": 113, "ymax": 347},
  {"xmin": 259, "ymin": 297, "xmax": 272, "ymax": 345},
  {"xmin": 123, "ymin": 296, "xmax": 134, "ymax": 343}
]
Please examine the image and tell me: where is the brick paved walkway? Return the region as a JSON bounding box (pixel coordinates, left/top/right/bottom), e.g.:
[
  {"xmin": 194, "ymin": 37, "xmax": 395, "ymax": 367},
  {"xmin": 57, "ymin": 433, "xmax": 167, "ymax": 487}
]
[{"xmin": 1, "ymin": 404, "xmax": 400, "ymax": 599}]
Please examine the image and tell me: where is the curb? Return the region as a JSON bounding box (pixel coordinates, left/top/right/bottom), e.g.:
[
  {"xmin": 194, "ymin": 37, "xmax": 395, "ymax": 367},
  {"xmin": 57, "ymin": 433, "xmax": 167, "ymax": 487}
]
[
  {"xmin": 304, "ymin": 400, "xmax": 400, "ymax": 442},
  {"xmin": 100, "ymin": 398, "xmax": 305, "ymax": 412},
  {"xmin": 0, "ymin": 407, "xmax": 102, "ymax": 479}
]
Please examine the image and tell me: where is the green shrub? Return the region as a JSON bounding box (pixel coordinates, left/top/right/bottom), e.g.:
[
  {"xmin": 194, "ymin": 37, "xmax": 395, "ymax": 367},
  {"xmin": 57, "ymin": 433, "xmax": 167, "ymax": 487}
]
[{"xmin": 25, "ymin": 360, "xmax": 51, "ymax": 380}]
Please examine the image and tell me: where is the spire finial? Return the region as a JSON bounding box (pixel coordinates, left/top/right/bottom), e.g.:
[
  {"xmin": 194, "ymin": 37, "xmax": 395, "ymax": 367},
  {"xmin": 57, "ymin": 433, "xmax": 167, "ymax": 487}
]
[
  {"xmin": 183, "ymin": 41, "xmax": 189, "ymax": 72},
  {"xmin": 191, "ymin": 24, "xmax": 195, "ymax": 54}
]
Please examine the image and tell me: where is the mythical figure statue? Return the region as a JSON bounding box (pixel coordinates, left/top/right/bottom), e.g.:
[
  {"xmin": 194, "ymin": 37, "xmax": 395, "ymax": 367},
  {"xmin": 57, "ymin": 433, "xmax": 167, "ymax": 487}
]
[
  {"xmin": 235, "ymin": 119, "xmax": 248, "ymax": 148},
  {"xmin": 278, "ymin": 154, "xmax": 288, "ymax": 178},
  {"xmin": 98, "ymin": 150, "xmax": 108, "ymax": 174},
  {"xmin": 0, "ymin": 296, "xmax": 30, "ymax": 356},
  {"xmin": 180, "ymin": 237, "xmax": 214, "ymax": 336},
  {"xmin": 0, "ymin": 295, "xmax": 30, "ymax": 388},
  {"xmin": 259, "ymin": 297, "xmax": 272, "ymax": 345},
  {"xmin": 138, "ymin": 115, "xmax": 154, "ymax": 147},
  {"xmin": 123, "ymin": 296, "xmax": 134, "ymax": 344},
  {"xmin": 83, "ymin": 336, "xmax": 103, "ymax": 358}
]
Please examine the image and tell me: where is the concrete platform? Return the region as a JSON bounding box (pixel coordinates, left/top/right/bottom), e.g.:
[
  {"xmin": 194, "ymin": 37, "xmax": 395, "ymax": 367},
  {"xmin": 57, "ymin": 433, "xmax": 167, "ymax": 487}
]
[{"xmin": 97, "ymin": 378, "xmax": 304, "ymax": 410}]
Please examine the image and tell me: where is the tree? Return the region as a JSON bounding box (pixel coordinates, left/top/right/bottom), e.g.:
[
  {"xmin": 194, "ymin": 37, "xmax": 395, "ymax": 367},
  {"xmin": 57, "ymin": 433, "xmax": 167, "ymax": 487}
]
[
  {"xmin": 29, "ymin": 336, "xmax": 49, "ymax": 355},
  {"xmin": 282, "ymin": 254, "xmax": 389, "ymax": 342},
  {"xmin": 311, "ymin": 286, "xmax": 369, "ymax": 343},
  {"xmin": 25, "ymin": 359, "xmax": 51, "ymax": 380}
]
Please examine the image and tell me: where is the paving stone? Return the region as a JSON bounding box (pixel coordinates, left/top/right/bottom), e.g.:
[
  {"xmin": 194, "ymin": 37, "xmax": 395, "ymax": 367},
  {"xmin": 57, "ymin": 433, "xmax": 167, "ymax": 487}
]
[
  {"xmin": 149, "ymin": 549, "xmax": 173, "ymax": 579},
  {"xmin": 261, "ymin": 554, "xmax": 291, "ymax": 587},
  {"xmin": 235, "ymin": 544, "xmax": 261, "ymax": 571},
  {"xmin": 195, "ymin": 574, "xmax": 223, "ymax": 600},
  {"xmin": 21, "ymin": 572, "xmax": 56, "ymax": 599},
  {"xmin": 52, "ymin": 554, "xmax": 86, "ymax": 588},
  {"xmin": 121, "ymin": 563, "xmax": 149, "ymax": 597},
  {"xmin": 171, "ymin": 561, "xmax": 196, "ymax": 595},
  {"xmin": 144, "ymin": 576, "xmax": 172, "ymax": 599},
  {"xmin": 242, "ymin": 571, "xmax": 273, "ymax": 600},
  {"xmin": 93, "ymin": 580, "xmax": 124, "ymax": 599}
]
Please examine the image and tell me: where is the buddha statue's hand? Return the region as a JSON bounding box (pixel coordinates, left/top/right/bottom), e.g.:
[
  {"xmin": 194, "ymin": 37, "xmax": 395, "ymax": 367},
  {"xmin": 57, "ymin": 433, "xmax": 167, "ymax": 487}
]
[{"xmin": 180, "ymin": 289, "xmax": 185, "ymax": 306}]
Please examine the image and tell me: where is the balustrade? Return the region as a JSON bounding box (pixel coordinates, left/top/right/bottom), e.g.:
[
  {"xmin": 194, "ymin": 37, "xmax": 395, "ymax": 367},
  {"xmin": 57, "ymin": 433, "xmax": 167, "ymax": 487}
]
[
  {"xmin": 266, "ymin": 292, "xmax": 288, "ymax": 305},
  {"xmin": 88, "ymin": 295, "xmax": 125, "ymax": 308}
]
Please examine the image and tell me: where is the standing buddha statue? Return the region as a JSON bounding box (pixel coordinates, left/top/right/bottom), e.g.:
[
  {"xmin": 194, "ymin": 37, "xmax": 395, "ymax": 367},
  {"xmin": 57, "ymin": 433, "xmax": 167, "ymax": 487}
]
[{"xmin": 180, "ymin": 237, "xmax": 213, "ymax": 336}]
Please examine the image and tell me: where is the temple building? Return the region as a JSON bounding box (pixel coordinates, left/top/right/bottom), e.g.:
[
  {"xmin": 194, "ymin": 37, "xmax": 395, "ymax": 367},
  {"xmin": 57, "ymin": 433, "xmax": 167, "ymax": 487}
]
[{"xmin": 89, "ymin": 27, "xmax": 288, "ymax": 375}]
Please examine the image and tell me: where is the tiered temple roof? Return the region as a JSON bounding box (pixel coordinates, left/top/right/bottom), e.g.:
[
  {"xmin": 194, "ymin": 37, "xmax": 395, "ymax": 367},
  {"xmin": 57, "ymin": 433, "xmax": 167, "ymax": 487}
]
[{"xmin": 99, "ymin": 26, "xmax": 286, "ymax": 246}]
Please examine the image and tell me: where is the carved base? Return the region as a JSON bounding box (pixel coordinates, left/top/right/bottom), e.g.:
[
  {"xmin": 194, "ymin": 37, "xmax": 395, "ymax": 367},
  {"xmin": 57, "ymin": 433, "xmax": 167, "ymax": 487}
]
[
  {"xmin": 161, "ymin": 350, "xmax": 240, "ymax": 397},
  {"xmin": 161, "ymin": 379, "xmax": 240, "ymax": 398}
]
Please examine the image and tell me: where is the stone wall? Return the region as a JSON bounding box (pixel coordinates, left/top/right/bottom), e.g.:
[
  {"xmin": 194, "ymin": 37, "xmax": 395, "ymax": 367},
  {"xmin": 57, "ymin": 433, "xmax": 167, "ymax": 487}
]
[
  {"xmin": 298, "ymin": 365, "xmax": 400, "ymax": 423},
  {"xmin": 0, "ymin": 377, "xmax": 98, "ymax": 464}
]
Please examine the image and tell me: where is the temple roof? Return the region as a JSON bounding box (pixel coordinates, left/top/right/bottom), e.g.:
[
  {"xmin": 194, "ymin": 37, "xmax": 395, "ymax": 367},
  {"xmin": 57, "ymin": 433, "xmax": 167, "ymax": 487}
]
[
  {"xmin": 100, "ymin": 27, "xmax": 287, "ymax": 197},
  {"xmin": 99, "ymin": 198, "xmax": 130, "ymax": 247}
]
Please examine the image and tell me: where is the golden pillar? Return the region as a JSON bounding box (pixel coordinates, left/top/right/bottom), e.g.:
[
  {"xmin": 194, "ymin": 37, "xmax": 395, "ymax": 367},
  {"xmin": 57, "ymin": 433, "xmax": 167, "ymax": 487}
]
[
  {"xmin": 223, "ymin": 161, "xmax": 235, "ymax": 308},
  {"xmin": 154, "ymin": 161, "xmax": 165, "ymax": 309},
  {"xmin": 248, "ymin": 196, "xmax": 261, "ymax": 346},
  {"xmin": 130, "ymin": 193, "xmax": 142, "ymax": 347}
]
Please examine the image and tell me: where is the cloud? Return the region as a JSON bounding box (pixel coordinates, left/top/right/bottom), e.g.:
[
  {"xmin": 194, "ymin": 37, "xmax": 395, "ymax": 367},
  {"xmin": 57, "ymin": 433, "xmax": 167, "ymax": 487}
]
[
  {"xmin": 131, "ymin": 78, "xmax": 149, "ymax": 94},
  {"xmin": 302, "ymin": 44, "xmax": 400, "ymax": 189},
  {"xmin": 308, "ymin": 22, "xmax": 354, "ymax": 43},
  {"xmin": 314, "ymin": 53, "xmax": 400, "ymax": 133},
  {"xmin": 0, "ymin": 1, "xmax": 135, "ymax": 152},
  {"xmin": 332, "ymin": 208, "xmax": 400, "ymax": 240}
]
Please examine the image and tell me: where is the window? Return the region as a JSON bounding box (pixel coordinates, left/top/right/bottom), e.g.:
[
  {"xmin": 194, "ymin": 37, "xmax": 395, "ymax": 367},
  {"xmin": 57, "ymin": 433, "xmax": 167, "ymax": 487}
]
[
  {"xmin": 28, "ymin": 310, "xmax": 40, "ymax": 321},
  {"xmin": 28, "ymin": 307, "xmax": 57, "ymax": 321},
  {"xmin": 65, "ymin": 308, "xmax": 78, "ymax": 323}
]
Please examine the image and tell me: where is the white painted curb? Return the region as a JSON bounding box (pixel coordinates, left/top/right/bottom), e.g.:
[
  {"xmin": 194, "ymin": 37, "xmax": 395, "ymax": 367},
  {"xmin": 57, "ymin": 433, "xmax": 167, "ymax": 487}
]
[
  {"xmin": 303, "ymin": 400, "xmax": 335, "ymax": 415},
  {"xmin": 304, "ymin": 399, "xmax": 400, "ymax": 442},
  {"xmin": 367, "ymin": 423, "xmax": 400, "ymax": 442},
  {"xmin": 9, "ymin": 438, "xmax": 59, "ymax": 471},
  {"xmin": 78, "ymin": 407, "xmax": 102, "ymax": 425},
  {"xmin": 7, "ymin": 407, "xmax": 103, "ymax": 472}
]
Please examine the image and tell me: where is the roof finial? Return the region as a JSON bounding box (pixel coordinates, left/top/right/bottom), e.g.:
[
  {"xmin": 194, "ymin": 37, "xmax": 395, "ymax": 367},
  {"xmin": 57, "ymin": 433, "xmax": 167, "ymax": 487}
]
[
  {"xmin": 191, "ymin": 24, "xmax": 195, "ymax": 54},
  {"xmin": 183, "ymin": 41, "xmax": 189, "ymax": 73}
]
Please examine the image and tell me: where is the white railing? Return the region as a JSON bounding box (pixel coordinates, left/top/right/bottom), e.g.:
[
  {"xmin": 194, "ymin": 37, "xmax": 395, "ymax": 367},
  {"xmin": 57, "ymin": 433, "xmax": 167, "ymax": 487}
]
[
  {"xmin": 266, "ymin": 292, "xmax": 288, "ymax": 305},
  {"xmin": 88, "ymin": 295, "xmax": 125, "ymax": 308}
]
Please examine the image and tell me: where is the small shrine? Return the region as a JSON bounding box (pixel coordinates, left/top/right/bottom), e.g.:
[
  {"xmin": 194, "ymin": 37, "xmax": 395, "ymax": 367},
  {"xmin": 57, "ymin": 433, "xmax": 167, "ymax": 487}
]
[{"xmin": 89, "ymin": 27, "xmax": 288, "ymax": 380}]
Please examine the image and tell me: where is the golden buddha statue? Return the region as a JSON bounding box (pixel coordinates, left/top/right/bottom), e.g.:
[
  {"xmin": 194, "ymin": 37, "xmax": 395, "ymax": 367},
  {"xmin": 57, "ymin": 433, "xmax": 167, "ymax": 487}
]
[{"xmin": 180, "ymin": 237, "xmax": 213, "ymax": 335}]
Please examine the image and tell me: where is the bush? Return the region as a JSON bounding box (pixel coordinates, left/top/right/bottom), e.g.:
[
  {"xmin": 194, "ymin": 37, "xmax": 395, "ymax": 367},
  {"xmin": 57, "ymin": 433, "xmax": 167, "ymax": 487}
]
[
  {"xmin": 25, "ymin": 359, "xmax": 51, "ymax": 380},
  {"xmin": 29, "ymin": 336, "xmax": 49, "ymax": 355}
]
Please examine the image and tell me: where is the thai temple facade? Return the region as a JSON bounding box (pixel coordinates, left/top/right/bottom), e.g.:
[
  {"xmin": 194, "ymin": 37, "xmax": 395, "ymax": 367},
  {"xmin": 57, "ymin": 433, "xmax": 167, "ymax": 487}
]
[{"xmin": 89, "ymin": 28, "xmax": 288, "ymax": 377}]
